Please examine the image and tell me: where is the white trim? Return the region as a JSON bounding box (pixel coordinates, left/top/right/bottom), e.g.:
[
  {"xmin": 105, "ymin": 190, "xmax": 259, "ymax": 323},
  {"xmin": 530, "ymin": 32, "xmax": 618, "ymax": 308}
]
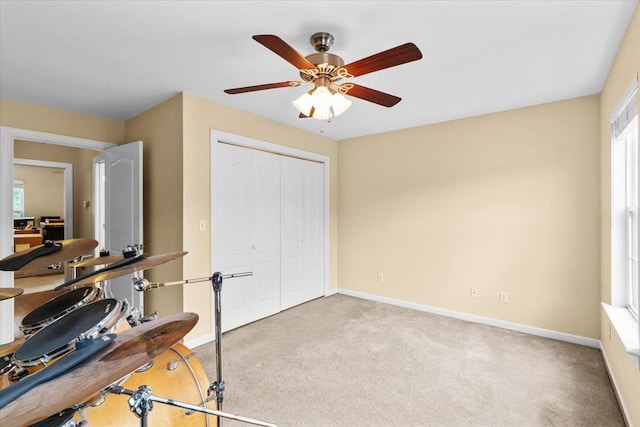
[
  {"xmin": 602, "ymin": 303, "xmax": 640, "ymax": 366},
  {"xmin": 0, "ymin": 126, "xmax": 116, "ymax": 345},
  {"xmin": 601, "ymin": 344, "xmax": 634, "ymax": 427},
  {"xmin": 209, "ymin": 129, "xmax": 331, "ymax": 334},
  {"xmin": 325, "ymin": 288, "xmax": 338, "ymax": 297},
  {"xmin": 184, "ymin": 333, "xmax": 215, "ymax": 350},
  {"xmin": 337, "ymin": 288, "xmax": 600, "ymax": 348},
  {"xmin": 14, "ymin": 158, "xmax": 74, "ymax": 240}
]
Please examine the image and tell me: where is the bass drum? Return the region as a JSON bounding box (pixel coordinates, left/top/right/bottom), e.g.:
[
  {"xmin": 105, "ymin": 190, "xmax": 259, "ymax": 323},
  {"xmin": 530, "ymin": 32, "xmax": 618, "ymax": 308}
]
[{"xmin": 79, "ymin": 343, "xmax": 216, "ymax": 426}]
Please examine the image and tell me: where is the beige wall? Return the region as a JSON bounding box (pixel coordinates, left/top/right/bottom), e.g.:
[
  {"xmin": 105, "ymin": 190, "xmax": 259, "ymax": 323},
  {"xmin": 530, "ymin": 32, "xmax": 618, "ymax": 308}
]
[
  {"xmin": 13, "ymin": 140, "xmax": 102, "ymax": 239},
  {"xmin": 0, "ymin": 98, "xmax": 125, "ymax": 143},
  {"xmin": 181, "ymin": 93, "xmax": 338, "ymax": 340},
  {"xmin": 339, "ymin": 95, "xmax": 600, "ymax": 339},
  {"xmin": 14, "ymin": 164, "xmax": 64, "ymax": 221},
  {"xmin": 125, "ymin": 94, "xmax": 185, "ymax": 317},
  {"xmin": 599, "ymin": 5, "xmax": 640, "ymax": 426}
]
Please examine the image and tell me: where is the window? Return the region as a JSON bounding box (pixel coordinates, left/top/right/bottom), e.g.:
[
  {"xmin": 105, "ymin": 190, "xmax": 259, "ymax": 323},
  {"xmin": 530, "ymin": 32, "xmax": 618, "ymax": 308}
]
[
  {"xmin": 611, "ymin": 78, "xmax": 639, "ymax": 320},
  {"xmin": 623, "ymin": 115, "xmax": 638, "ymax": 318},
  {"xmin": 12, "ymin": 180, "xmax": 24, "ymax": 218}
]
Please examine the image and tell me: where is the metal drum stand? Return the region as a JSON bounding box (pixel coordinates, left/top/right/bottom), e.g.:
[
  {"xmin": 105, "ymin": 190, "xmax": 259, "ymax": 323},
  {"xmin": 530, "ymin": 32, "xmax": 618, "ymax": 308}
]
[{"xmin": 133, "ymin": 270, "xmax": 252, "ymax": 425}]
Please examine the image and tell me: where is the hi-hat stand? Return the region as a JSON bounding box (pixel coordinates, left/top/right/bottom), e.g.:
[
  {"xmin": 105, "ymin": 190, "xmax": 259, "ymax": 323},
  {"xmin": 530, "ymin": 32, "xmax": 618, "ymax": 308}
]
[
  {"xmin": 133, "ymin": 271, "xmax": 252, "ymax": 425},
  {"xmin": 112, "ymin": 384, "xmax": 275, "ymax": 427}
]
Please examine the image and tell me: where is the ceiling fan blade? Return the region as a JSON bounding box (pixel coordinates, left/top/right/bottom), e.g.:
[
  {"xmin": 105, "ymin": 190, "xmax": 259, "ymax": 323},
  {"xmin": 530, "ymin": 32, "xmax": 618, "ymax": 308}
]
[
  {"xmin": 224, "ymin": 81, "xmax": 301, "ymax": 94},
  {"xmin": 253, "ymin": 35, "xmax": 316, "ymax": 70},
  {"xmin": 339, "ymin": 84, "xmax": 401, "ymax": 107},
  {"xmin": 341, "ymin": 43, "xmax": 422, "ymax": 78}
]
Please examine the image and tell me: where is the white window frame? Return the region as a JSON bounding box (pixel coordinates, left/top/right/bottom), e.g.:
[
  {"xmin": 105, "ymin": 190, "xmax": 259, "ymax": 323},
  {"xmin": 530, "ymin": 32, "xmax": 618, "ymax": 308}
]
[
  {"xmin": 605, "ymin": 75, "xmax": 639, "ymax": 366},
  {"xmin": 12, "ymin": 180, "xmax": 24, "ymax": 218},
  {"xmin": 622, "ymin": 116, "xmax": 639, "ymax": 319}
]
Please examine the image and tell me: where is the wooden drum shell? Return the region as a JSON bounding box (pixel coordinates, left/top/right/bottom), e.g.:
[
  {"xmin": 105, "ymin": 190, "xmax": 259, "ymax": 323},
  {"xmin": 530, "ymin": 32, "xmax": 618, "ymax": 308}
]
[{"xmin": 79, "ymin": 343, "xmax": 216, "ymax": 426}]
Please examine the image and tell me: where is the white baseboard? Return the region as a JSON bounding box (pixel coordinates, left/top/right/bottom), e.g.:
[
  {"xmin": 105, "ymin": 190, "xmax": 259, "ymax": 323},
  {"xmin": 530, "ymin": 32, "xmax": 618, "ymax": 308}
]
[
  {"xmin": 325, "ymin": 288, "xmax": 338, "ymax": 297},
  {"xmin": 184, "ymin": 333, "xmax": 215, "ymax": 349},
  {"xmin": 601, "ymin": 345, "xmax": 633, "ymax": 427},
  {"xmin": 336, "ymin": 288, "xmax": 600, "ymax": 348}
]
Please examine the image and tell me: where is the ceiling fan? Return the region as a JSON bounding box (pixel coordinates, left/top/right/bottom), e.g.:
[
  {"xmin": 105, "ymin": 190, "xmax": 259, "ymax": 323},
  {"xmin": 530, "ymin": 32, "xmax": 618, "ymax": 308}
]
[{"xmin": 224, "ymin": 32, "xmax": 423, "ymax": 120}]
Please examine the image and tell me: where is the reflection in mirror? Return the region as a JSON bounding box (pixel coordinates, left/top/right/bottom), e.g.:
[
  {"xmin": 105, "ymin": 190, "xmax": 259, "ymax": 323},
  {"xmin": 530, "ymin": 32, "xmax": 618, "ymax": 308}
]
[{"xmin": 13, "ymin": 140, "xmax": 102, "ymax": 293}]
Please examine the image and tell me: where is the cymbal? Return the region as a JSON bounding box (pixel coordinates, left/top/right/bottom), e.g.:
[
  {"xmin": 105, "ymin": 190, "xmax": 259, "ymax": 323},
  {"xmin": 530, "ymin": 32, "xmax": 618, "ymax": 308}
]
[
  {"xmin": 0, "ymin": 312, "xmax": 199, "ymax": 426},
  {"xmin": 0, "ymin": 239, "xmax": 98, "ymax": 271},
  {"xmin": 0, "ymin": 287, "xmax": 23, "ymax": 301},
  {"xmin": 58, "ymin": 251, "xmax": 188, "ymax": 289},
  {"xmin": 71, "ymin": 254, "xmax": 124, "ymax": 268}
]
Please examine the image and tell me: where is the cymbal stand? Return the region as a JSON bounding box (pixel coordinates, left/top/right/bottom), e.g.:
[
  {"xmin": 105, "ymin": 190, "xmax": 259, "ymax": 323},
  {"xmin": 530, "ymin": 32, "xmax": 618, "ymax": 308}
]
[
  {"xmin": 112, "ymin": 385, "xmax": 275, "ymax": 427},
  {"xmin": 132, "ymin": 270, "xmax": 253, "ymax": 425}
]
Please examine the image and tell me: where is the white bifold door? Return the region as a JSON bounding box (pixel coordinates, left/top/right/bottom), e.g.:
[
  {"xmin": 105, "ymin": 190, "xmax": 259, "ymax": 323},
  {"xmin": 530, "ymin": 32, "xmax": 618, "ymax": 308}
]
[
  {"xmin": 215, "ymin": 143, "xmax": 324, "ymax": 332},
  {"xmin": 280, "ymin": 155, "xmax": 324, "ymax": 310}
]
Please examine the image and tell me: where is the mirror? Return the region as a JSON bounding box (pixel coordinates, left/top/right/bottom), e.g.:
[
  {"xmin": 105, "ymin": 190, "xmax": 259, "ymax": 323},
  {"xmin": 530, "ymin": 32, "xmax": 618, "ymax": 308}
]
[{"xmin": 9, "ymin": 139, "xmax": 104, "ymax": 292}]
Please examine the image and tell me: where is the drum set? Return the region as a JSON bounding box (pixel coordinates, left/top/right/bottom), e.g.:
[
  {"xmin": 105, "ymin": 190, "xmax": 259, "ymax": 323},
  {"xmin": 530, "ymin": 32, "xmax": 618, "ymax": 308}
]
[{"xmin": 0, "ymin": 239, "xmax": 275, "ymax": 427}]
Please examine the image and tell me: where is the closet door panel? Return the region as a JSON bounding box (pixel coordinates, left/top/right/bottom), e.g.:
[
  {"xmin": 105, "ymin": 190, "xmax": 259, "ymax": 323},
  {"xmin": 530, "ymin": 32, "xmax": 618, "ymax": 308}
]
[
  {"xmin": 300, "ymin": 160, "xmax": 324, "ymax": 302},
  {"xmin": 218, "ymin": 143, "xmax": 253, "ymax": 332},
  {"xmin": 251, "ymin": 150, "xmax": 281, "ymax": 320},
  {"xmin": 281, "ymin": 156, "xmax": 323, "ymax": 309}
]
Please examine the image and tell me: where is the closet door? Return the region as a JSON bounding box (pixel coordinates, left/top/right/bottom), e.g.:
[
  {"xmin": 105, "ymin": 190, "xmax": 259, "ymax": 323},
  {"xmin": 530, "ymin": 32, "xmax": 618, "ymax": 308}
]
[
  {"xmin": 216, "ymin": 144, "xmax": 280, "ymax": 332},
  {"xmin": 251, "ymin": 150, "xmax": 281, "ymax": 321},
  {"xmin": 281, "ymin": 156, "xmax": 324, "ymax": 310}
]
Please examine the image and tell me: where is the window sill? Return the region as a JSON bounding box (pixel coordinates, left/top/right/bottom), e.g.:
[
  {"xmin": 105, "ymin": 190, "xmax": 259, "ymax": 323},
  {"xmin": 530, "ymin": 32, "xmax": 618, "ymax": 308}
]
[{"xmin": 602, "ymin": 303, "xmax": 640, "ymax": 368}]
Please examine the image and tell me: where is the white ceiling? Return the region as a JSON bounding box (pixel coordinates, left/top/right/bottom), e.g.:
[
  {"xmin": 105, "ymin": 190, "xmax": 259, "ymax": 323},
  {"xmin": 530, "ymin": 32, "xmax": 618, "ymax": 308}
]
[{"xmin": 1, "ymin": 0, "xmax": 637, "ymax": 141}]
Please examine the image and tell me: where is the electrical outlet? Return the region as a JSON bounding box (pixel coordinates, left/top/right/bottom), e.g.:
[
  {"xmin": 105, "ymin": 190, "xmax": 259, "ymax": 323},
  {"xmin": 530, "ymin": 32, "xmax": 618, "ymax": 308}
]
[
  {"xmin": 470, "ymin": 288, "xmax": 479, "ymax": 298},
  {"xmin": 500, "ymin": 291, "xmax": 509, "ymax": 303},
  {"xmin": 199, "ymin": 220, "xmax": 206, "ymax": 232},
  {"xmin": 377, "ymin": 273, "xmax": 384, "ymax": 283}
]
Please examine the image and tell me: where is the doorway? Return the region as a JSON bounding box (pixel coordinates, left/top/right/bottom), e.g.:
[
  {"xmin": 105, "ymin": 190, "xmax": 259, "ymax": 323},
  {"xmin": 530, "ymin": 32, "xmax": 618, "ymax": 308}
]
[{"xmin": 0, "ymin": 126, "xmax": 115, "ymax": 344}]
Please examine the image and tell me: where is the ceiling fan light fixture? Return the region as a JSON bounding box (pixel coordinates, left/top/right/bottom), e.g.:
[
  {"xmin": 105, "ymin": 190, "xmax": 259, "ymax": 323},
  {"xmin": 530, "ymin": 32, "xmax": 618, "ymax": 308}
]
[
  {"xmin": 292, "ymin": 84, "xmax": 352, "ymax": 120},
  {"xmin": 331, "ymin": 92, "xmax": 352, "ymax": 117},
  {"xmin": 292, "ymin": 91, "xmax": 314, "ymax": 116}
]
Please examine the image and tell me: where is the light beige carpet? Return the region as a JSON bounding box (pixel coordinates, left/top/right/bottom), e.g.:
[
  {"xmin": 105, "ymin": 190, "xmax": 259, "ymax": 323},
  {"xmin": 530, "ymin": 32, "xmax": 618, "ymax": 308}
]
[{"xmin": 194, "ymin": 294, "xmax": 624, "ymax": 427}]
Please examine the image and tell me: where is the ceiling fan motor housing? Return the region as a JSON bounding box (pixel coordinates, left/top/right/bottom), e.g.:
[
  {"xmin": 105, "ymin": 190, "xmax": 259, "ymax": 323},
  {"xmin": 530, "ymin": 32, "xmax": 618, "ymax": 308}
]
[{"xmin": 300, "ymin": 33, "xmax": 345, "ymax": 83}]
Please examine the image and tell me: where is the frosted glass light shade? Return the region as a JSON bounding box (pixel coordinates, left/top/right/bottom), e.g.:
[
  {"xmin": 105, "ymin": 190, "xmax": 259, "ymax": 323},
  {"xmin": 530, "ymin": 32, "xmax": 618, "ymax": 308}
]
[
  {"xmin": 331, "ymin": 92, "xmax": 352, "ymax": 117},
  {"xmin": 292, "ymin": 92, "xmax": 313, "ymax": 116},
  {"xmin": 292, "ymin": 85, "xmax": 352, "ymax": 120}
]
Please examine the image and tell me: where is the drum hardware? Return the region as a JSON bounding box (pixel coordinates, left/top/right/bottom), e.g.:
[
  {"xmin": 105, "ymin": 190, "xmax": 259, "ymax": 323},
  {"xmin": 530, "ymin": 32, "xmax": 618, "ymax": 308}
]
[
  {"xmin": 167, "ymin": 359, "xmax": 179, "ymax": 371},
  {"xmin": 111, "ymin": 385, "xmax": 276, "ymax": 427},
  {"xmin": 0, "ymin": 355, "xmax": 13, "ymax": 374},
  {"xmin": 133, "ymin": 270, "xmax": 252, "ymax": 426},
  {"xmin": 134, "ymin": 360, "xmax": 155, "ymax": 373}
]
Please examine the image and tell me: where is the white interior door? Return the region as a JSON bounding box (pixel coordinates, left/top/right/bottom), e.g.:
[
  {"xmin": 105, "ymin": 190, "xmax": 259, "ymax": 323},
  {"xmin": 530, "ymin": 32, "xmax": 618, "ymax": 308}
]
[
  {"xmin": 281, "ymin": 156, "xmax": 324, "ymax": 310},
  {"xmin": 102, "ymin": 141, "xmax": 143, "ymax": 310},
  {"xmin": 216, "ymin": 143, "xmax": 281, "ymax": 332}
]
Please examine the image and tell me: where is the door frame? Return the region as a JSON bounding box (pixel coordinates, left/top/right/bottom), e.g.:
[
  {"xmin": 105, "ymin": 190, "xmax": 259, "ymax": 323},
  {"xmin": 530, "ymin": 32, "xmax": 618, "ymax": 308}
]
[
  {"xmin": 13, "ymin": 158, "xmax": 74, "ymax": 240},
  {"xmin": 210, "ymin": 129, "xmax": 330, "ymax": 321},
  {"xmin": 0, "ymin": 126, "xmax": 115, "ymax": 344}
]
